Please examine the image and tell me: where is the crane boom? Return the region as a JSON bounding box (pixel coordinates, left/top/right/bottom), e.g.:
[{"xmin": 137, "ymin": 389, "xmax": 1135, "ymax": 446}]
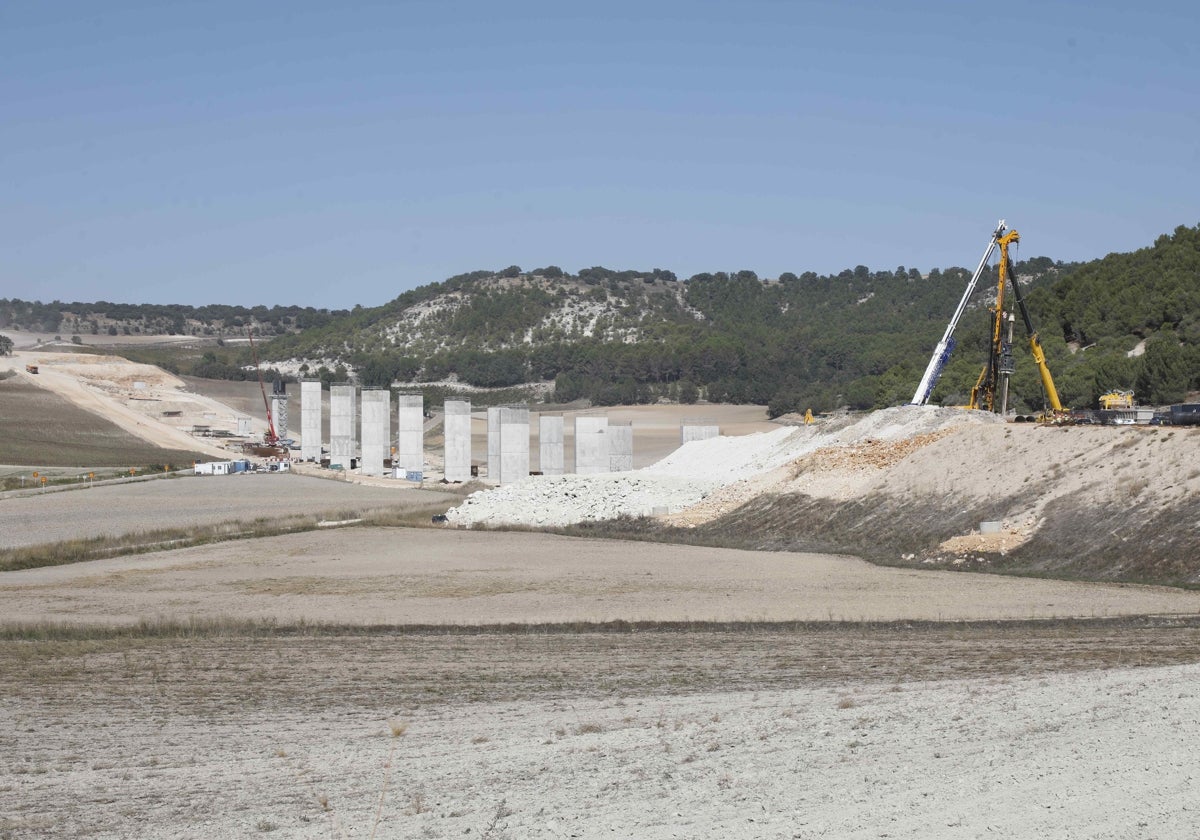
[
  {"xmin": 968, "ymin": 227, "xmax": 1020, "ymax": 411},
  {"xmin": 247, "ymin": 328, "xmax": 279, "ymax": 444},
  {"xmin": 1009, "ymin": 259, "xmax": 1064, "ymax": 413},
  {"xmin": 910, "ymin": 221, "xmax": 1007, "ymax": 405}
]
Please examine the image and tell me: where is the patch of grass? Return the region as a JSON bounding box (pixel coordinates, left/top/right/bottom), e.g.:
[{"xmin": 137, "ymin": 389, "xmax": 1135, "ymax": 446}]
[
  {"xmin": 0, "ymin": 377, "xmax": 204, "ymax": 468},
  {"xmin": 0, "ymin": 505, "xmax": 451, "ymax": 572}
]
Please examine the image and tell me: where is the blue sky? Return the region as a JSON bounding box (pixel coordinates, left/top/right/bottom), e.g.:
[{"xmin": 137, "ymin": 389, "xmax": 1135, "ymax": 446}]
[{"xmin": 2, "ymin": 0, "xmax": 1197, "ymax": 308}]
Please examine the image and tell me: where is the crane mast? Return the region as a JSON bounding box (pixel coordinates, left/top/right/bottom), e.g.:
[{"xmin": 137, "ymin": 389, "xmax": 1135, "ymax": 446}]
[
  {"xmin": 910, "ymin": 221, "xmax": 1007, "ymax": 405},
  {"xmin": 968, "ymin": 228, "xmax": 1020, "ymax": 411}
]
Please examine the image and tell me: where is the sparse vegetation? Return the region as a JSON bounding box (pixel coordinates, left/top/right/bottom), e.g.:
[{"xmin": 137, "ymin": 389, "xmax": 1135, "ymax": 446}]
[{"xmin": 0, "ymin": 377, "xmax": 204, "ymax": 468}]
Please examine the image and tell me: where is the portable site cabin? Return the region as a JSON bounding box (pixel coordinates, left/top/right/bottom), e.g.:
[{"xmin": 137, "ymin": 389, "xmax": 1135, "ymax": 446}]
[
  {"xmin": 194, "ymin": 460, "xmax": 251, "ymax": 476},
  {"xmin": 194, "ymin": 461, "xmax": 232, "ymax": 476}
]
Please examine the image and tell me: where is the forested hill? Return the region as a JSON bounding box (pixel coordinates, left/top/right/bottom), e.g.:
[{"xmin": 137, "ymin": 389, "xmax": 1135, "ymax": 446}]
[
  {"xmin": 5, "ymin": 225, "xmax": 1198, "ymax": 414},
  {"xmin": 264, "ymin": 225, "xmax": 1200, "ymax": 413}
]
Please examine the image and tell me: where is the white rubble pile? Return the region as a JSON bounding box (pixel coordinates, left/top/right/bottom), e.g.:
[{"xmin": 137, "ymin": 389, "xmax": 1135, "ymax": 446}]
[
  {"xmin": 444, "ymin": 405, "xmax": 1001, "ymax": 528},
  {"xmin": 444, "ymin": 474, "xmax": 717, "ymax": 528}
]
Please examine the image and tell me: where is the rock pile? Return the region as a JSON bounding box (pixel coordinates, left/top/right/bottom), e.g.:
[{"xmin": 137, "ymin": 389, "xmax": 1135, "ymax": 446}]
[{"xmin": 444, "ymin": 405, "xmax": 1002, "ymax": 528}]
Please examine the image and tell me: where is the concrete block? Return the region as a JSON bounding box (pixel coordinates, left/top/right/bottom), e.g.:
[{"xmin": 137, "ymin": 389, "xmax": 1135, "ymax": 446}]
[
  {"xmin": 330, "ymin": 384, "xmax": 357, "ymax": 464},
  {"xmin": 360, "ymin": 388, "xmax": 390, "ymax": 476},
  {"xmin": 487, "ymin": 406, "xmax": 501, "ymax": 482},
  {"xmin": 539, "ymin": 414, "xmax": 564, "ymax": 476},
  {"xmin": 443, "ymin": 400, "xmax": 472, "ymax": 482},
  {"xmin": 395, "ymin": 394, "xmax": 424, "ymax": 473},
  {"xmin": 499, "ymin": 405, "xmax": 530, "ymax": 485},
  {"xmin": 608, "ymin": 421, "xmax": 633, "ymax": 472},
  {"xmin": 575, "ymin": 415, "xmax": 609, "ymax": 475},
  {"xmin": 300, "ymin": 379, "xmax": 322, "ymax": 461}
]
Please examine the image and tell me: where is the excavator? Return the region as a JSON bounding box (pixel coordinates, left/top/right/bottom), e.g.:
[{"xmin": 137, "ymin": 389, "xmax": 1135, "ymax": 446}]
[{"xmin": 912, "ymin": 221, "xmax": 1065, "ymax": 417}]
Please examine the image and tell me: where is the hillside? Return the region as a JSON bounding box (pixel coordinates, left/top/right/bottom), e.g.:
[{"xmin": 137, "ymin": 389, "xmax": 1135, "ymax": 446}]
[
  {"xmin": 264, "ymin": 224, "xmax": 1200, "ymax": 414},
  {"xmin": 6, "ymin": 224, "xmax": 1199, "ymax": 413}
]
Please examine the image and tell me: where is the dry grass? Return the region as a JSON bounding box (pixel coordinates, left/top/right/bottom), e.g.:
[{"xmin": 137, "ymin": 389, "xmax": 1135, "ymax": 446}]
[
  {"xmin": 0, "ymin": 503, "xmax": 449, "ymax": 572},
  {"xmin": 0, "ymin": 377, "xmax": 203, "ymax": 468}
]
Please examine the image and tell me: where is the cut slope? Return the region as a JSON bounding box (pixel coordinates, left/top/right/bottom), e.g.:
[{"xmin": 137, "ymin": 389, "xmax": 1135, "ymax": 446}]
[{"xmin": 0, "ymin": 376, "xmax": 203, "ymax": 469}]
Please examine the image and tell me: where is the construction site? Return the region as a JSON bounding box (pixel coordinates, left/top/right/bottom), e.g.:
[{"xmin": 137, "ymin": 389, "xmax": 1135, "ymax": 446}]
[{"xmin": 2, "ymin": 224, "xmax": 1200, "ymax": 838}]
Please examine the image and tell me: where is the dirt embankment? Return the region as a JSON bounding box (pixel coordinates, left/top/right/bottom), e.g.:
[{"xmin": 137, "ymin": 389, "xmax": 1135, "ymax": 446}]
[{"xmin": 612, "ymin": 420, "xmax": 1200, "ymax": 586}]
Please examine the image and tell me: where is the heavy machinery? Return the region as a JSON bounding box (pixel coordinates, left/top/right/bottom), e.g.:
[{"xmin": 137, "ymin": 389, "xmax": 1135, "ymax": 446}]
[
  {"xmin": 993, "ymin": 230, "xmax": 1065, "ymax": 417},
  {"xmin": 1099, "ymin": 390, "xmax": 1134, "ymax": 410},
  {"xmin": 241, "ymin": 329, "xmax": 290, "ymax": 457},
  {"xmin": 912, "ymin": 221, "xmax": 1065, "ymax": 417},
  {"xmin": 910, "ymin": 221, "xmax": 1008, "ymax": 406}
]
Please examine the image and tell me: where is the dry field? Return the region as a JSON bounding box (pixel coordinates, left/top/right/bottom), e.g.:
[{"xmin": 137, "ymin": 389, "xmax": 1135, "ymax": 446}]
[
  {"xmin": 5, "ymin": 527, "xmax": 1200, "ymax": 625},
  {"xmin": 3, "ymin": 623, "xmax": 1200, "ymax": 838},
  {"xmin": 5, "ymin": 518, "xmax": 1200, "ymax": 836},
  {"xmin": 0, "ymin": 376, "xmax": 203, "ymax": 470},
  {"xmin": 0, "ymin": 474, "xmax": 456, "ymax": 550}
]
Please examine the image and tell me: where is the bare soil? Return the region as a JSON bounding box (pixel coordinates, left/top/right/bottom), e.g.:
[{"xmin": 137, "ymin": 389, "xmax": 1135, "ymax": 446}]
[
  {"xmin": 0, "ymin": 475, "xmax": 456, "ymax": 550},
  {"xmin": 3, "ymin": 624, "xmax": 1199, "ymax": 839},
  {"xmin": 0, "ymin": 376, "xmax": 203, "ymax": 469},
  {"xmin": 5, "ymin": 527, "xmax": 1200, "ymax": 625}
]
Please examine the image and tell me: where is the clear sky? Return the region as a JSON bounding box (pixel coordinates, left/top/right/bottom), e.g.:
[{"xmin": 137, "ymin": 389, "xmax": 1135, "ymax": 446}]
[{"xmin": 2, "ymin": 0, "xmax": 1197, "ymax": 308}]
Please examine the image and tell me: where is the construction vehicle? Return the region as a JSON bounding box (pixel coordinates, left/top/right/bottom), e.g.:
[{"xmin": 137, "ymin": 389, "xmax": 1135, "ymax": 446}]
[
  {"xmin": 1000, "ymin": 231, "xmax": 1066, "ymax": 417},
  {"xmin": 1099, "ymin": 390, "xmax": 1134, "ymax": 410},
  {"xmin": 241, "ymin": 329, "xmax": 289, "ymax": 458},
  {"xmin": 910, "ymin": 221, "xmax": 1009, "ymax": 406},
  {"xmin": 913, "ymin": 221, "xmax": 1066, "ymax": 417}
]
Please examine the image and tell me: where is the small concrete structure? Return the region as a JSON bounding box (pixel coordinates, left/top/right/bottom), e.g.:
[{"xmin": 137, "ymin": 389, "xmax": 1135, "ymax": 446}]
[
  {"xmin": 300, "ymin": 379, "xmax": 322, "ymax": 461},
  {"xmin": 360, "ymin": 387, "xmax": 390, "ymax": 477},
  {"xmin": 330, "ymin": 383, "xmax": 357, "ymax": 465},
  {"xmin": 237, "ymin": 416, "xmax": 252, "ymax": 437},
  {"xmin": 680, "ymin": 418, "xmax": 720, "ymax": 443},
  {"xmin": 395, "ymin": 394, "xmax": 424, "ymax": 473},
  {"xmin": 608, "ymin": 421, "xmax": 633, "ymax": 472},
  {"xmin": 499, "ymin": 405, "xmax": 530, "ymax": 485},
  {"xmin": 443, "ymin": 400, "xmax": 472, "ymax": 482},
  {"xmin": 539, "ymin": 414, "xmax": 564, "ymax": 476},
  {"xmin": 575, "ymin": 415, "xmax": 609, "ymax": 475},
  {"xmin": 487, "ymin": 406, "xmax": 502, "ymax": 482}
]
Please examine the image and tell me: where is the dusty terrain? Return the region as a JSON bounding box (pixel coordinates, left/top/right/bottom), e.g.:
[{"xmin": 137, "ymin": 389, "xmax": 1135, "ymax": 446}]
[
  {"xmin": 4, "ymin": 626, "xmax": 1200, "ymax": 839},
  {"xmin": 6, "ymin": 527, "xmax": 1200, "ymax": 625},
  {"xmin": 0, "ymin": 475, "xmax": 456, "ymax": 550},
  {"xmin": 4, "ymin": 350, "xmax": 253, "ymax": 459},
  {"xmin": 5, "ymin": 352, "xmax": 1200, "ymax": 838}
]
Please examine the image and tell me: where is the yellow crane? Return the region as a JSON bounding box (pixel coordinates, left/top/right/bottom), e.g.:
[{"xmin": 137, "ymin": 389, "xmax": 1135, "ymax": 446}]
[{"xmin": 967, "ymin": 227, "xmax": 1065, "ymax": 415}]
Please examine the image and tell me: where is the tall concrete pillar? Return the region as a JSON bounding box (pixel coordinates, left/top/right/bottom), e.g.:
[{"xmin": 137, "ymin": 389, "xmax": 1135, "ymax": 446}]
[
  {"xmin": 486, "ymin": 406, "xmax": 501, "ymax": 482},
  {"xmin": 680, "ymin": 420, "xmax": 720, "ymax": 443},
  {"xmin": 396, "ymin": 394, "xmax": 424, "ymax": 473},
  {"xmin": 608, "ymin": 421, "xmax": 633, "ymax": 472},
  {"xmin": 499, "ymin": 405, "xmax": 530, "ymax": 485},
  {"xmin": 269, "ymin": 394, "xmax": 289, "ymax": 442},
  {"xmin": 539, "ymin": 414, "xmax": 564, "ymax": 476},
  {"xmin": 360, "ymin": 387, "xmax": 390, "ymax": 476},
  {"xmin": 330, "ymin": 384, "xmax": 356, "ymax": 466},
  {"xmin": 300, "ymin": 379, "xmax": 322, "ymax": 461},
  {"xmin": 443, "ymin": 400, "xmax": 472, "ymax": 482},
  {"xmin": 575, "ymin": 415, "xmax": 609, "ymax": 475}
]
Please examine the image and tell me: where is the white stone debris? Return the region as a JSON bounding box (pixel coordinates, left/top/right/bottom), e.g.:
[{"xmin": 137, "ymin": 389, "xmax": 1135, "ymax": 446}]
[{"xmin": 443, "ymin": 405, "xmax": 1000, "ymax": 528}]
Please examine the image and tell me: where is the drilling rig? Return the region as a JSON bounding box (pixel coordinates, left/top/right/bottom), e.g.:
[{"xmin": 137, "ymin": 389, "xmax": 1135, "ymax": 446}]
[{"xmin": 912, "ymin": 221, "xmax": 1066, "ymax": 417}]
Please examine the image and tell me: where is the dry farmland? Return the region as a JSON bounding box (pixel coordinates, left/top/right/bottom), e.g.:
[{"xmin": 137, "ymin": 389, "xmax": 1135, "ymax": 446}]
[{"xmin": 0, "ymin": 377, "xmax": 203, "ymax": 471}]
